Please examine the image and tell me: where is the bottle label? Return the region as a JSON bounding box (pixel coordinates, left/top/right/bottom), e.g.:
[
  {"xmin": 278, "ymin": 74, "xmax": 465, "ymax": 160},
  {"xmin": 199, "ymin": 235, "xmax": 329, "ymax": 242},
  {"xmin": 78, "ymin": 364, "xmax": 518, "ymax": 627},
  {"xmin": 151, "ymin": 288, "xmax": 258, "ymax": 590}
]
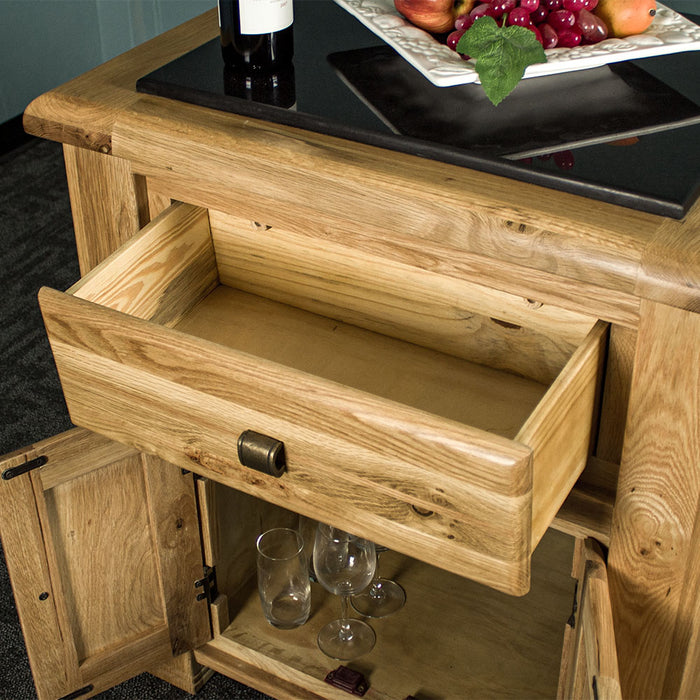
[{"xmin": 239, "ymin": 0, "xmax": 293, "ymax": 34}]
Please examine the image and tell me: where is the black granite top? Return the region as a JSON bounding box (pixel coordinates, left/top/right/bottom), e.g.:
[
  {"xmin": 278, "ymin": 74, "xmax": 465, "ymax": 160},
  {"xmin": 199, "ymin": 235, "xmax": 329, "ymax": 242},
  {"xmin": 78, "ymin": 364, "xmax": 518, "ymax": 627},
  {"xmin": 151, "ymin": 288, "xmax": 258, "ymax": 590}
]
[{"xmin": 137, "ymin": 1, "xmax": 700, "ymax": 218}]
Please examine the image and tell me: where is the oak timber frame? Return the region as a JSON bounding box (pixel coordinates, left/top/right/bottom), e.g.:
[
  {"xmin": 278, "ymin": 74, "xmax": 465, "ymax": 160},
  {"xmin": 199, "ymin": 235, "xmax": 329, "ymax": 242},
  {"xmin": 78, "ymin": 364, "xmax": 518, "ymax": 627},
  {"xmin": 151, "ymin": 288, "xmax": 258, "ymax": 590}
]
[{"xmin": 16, "ymin": 8, "xmax": 700, "ymax": 698}]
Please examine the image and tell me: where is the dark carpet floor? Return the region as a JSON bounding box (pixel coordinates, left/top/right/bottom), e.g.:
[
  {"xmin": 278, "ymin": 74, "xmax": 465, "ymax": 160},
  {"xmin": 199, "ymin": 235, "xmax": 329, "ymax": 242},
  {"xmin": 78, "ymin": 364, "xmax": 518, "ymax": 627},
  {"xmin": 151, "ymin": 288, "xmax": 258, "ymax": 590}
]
[{"xmin": 0, "ymin": 139, "xmax": 271, "ymax": 700}]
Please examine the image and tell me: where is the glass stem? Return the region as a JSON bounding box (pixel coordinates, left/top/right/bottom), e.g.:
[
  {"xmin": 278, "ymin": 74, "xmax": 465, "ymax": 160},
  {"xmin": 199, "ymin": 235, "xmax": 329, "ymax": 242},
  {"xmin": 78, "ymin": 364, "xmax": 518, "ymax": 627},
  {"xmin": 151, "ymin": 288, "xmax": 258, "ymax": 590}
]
[
  {"xmin": 369, "ymin": 580, "xmax": 384, "ymax": 600},
  {"xmin": 369, "ymin": 551, "xmax": 384, "ymax": 599},
  {"xmin": 339, "ymin": 596, "xmax": 353, "ymax": 642}
]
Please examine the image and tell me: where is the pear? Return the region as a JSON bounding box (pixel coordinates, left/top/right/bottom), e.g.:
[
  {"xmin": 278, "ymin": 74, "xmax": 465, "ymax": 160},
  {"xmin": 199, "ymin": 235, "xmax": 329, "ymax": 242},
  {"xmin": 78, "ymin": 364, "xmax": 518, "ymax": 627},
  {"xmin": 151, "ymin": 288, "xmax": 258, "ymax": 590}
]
[{"xmin": 595, "ymin": 0, "xmax": 657, "ymax": 37}]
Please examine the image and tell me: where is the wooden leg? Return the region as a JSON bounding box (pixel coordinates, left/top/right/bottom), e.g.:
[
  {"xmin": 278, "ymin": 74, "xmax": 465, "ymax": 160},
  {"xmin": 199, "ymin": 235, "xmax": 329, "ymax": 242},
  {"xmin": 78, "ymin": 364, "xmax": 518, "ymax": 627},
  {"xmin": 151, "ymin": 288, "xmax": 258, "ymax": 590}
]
[
  {"xmin": 63, "ymin": 145, "xmax": 148, "ymax": 273},
  {"xmin": 61, "ymin": 148, "xmax": 213, "ymax": 694},
  {"xmin": 608, "ymin": 300, "xmax": 700, "ymax": 698}
]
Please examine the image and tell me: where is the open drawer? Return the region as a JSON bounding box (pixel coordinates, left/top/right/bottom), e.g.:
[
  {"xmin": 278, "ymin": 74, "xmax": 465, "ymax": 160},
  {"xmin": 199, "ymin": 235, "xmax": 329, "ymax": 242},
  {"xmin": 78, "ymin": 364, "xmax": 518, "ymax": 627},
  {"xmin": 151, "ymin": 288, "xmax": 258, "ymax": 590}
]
[{"xmin": 38, "ymin": 202, "xmax": 607, "ymax": 595}]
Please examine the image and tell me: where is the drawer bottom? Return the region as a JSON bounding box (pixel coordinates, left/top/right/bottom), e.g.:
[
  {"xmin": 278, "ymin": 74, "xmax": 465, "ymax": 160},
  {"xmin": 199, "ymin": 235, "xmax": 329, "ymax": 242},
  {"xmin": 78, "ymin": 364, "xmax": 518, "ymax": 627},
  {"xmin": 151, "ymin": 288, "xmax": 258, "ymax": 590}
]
[
  {"xmin": 195, "ymin": 529, "xmax": 576, "ymax": 699},
  {"xmin": 176, "ymin": 285, "xmax": 547, "ymax": 437}
]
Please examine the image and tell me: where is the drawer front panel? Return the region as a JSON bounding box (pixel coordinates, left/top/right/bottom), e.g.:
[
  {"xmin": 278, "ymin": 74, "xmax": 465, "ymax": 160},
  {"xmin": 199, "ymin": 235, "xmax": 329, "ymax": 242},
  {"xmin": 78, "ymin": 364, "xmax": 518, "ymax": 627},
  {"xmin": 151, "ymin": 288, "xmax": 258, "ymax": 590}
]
[{"xmin": 40, "ymin": 286, "xmax": 534, "ymax": 595}]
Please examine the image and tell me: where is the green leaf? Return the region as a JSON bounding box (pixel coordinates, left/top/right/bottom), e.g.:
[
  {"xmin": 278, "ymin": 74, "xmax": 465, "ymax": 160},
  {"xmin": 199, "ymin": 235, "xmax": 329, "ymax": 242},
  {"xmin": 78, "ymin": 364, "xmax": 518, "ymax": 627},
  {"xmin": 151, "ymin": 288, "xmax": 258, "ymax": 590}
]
[{"xmin": 456, "ymin": 16, "xmax": 546, "ymax": 106}]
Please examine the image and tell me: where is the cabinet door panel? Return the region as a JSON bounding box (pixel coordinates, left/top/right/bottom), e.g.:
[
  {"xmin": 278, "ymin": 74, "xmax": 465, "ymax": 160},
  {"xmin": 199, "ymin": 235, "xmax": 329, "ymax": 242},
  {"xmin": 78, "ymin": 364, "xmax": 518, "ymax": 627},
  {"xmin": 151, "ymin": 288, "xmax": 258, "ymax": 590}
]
[
  {"xmin": 0, "ymin": 450, "xmax": 74, "ymax": 699},
  {"xmin": 559, "ymin": 538, "xmax": 621, "ymax": 700},
  {"xmin": 0, "ymin": 429, "xmax": 210, "ymax": 700}
]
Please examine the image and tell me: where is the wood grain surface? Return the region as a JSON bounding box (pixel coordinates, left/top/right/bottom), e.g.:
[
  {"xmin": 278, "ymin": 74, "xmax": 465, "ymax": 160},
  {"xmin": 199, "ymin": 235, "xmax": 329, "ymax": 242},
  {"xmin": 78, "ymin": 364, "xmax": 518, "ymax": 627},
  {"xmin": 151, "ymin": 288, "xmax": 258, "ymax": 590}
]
[
  {"xmin": 70, "ymin": 201, "xmax": 217, "ymax": 326},
  {"xmin": 559, "ymin": 538, "xmax": 621, "ymax": 700},
  {"xmin": 38, "ymin": 283, "xmax": 535, "ymax": 594},
  {"xmin": 197, "ymin": 530, "xmax": 576, "ymax": 699},
  {"xmin": 63, "ymin": 145, "xmax": 148, "ymax": 273},
  {"xmin": 111, "ymin": 97, "xmax": 649, "ymax": 325},
  {"xmin": 36, "ymin": 199, "xmax": 608, "ymax": 594},
  {"xmin": 609, "ymin": 301, "xmax": 700, "ymax": 698},
  {"xmin": 0, "ymin": 430, "xmax": 207, "ymax": 699},
  {"xmin": 18, "ymin": 7, "xmax": 700, "ymax": 696},
  {"xmin": 23, "ymin": 10, "xmax": 220, "ymax": 152},
  {"xmin": 209, "ymin": 208, "xmax": 595, "ymax": 385},
  {"xmin": 0, "ymin": 448, "xmax": 74, "ymax": 700}
]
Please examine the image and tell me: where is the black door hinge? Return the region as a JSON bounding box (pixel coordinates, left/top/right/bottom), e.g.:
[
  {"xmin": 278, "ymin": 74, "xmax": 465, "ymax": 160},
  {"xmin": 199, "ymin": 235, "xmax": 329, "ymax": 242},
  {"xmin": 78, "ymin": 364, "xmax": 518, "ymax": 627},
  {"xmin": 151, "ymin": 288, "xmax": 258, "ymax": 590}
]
[
  {"xmin": 2, "ymin": 455, "xmax": 48, "ymax": 480},
  {"xmin": 567, "ymin": 580, "xmax": 579, "ymax": 628},
  {"xmin": 195, "ymin": 565, "xmax": 218, "ymax": 604},
  {"xmin": 59, "ymin": 685, "xmax": 94, "ymax": 700}
]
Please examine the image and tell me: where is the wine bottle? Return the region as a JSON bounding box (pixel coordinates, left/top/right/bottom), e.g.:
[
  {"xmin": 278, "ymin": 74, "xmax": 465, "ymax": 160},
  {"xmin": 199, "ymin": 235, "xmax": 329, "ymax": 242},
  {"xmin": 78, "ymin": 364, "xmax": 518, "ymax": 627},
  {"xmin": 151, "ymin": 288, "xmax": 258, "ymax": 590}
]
[{"xmin": 218, "ymin": 0, "xmax": 294, "ymax": 69}]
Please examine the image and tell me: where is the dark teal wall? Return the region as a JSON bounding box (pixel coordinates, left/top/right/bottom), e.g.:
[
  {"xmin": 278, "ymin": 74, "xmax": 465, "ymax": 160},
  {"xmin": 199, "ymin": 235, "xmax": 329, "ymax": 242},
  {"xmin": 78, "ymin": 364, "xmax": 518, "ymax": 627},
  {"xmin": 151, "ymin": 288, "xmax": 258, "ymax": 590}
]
[{"xmin": 0, "ymin": 0, "xmax": 211, "ymax": 123}]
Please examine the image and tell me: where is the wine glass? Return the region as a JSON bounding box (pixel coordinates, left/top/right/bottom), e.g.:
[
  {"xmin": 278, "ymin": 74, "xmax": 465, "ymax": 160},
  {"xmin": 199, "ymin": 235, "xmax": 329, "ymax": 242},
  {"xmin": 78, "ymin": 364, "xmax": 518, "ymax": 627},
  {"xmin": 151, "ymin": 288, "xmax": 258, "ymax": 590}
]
[
  {"xmin": 313, "ymin": 522, "xmax": 377, "ymax": 660},
  {"xmin": 351, "ymin": 545, "xmax": 406, "ymax": 618}
]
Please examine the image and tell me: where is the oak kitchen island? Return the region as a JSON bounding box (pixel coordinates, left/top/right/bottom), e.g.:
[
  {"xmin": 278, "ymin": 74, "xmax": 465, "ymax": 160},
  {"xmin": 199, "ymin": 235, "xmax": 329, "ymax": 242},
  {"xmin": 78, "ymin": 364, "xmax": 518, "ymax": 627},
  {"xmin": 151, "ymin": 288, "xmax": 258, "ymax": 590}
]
[{"xmin": 2, "ymin": 2, "xmax": 699, "ymax": 699}]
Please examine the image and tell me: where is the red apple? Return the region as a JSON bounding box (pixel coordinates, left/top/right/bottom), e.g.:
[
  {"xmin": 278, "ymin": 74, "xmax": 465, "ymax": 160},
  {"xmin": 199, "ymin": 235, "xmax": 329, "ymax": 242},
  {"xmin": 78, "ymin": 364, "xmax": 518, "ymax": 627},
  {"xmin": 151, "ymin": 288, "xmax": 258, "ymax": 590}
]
[{"xmin": 394, "ymin": 0, "xmax": 477, "ymax": 34}]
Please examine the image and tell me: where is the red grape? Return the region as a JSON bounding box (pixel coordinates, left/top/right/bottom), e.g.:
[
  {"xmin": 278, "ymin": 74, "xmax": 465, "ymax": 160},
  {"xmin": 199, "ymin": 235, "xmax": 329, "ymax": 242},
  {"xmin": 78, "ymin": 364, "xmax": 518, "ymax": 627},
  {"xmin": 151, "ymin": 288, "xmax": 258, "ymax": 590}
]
[
  {"xmin": 575, "ymin": 8, "xmax": 608, "ymax": 42},
  {"xmin": 444, "ymin": 0, "xmax": 607, "ymax": 59},
  {"xmin": 556, "ymin": 26, "xmax": 582, "ymax": 46},
  {"xmin": 530, "ymin": 24, "xmax": 544, "ymax": 44},
  {"xmin": 539, "ymin": 22, "xmax": 559, "ymax": 47},
  {"xmin": 470, "ymin": 2, "xmax": 498, "ymax": 19},
  {"xmin": 447, "ymin": 28, "xmax": 466, "ymax": 50},
  {"xmin": 553, "ymin": 150, "xmax": 575, "ymax": 169},
  {"xmin": 491, "ymin": 0, "xmax": 518, "ymax": 14},
  {"xmin": 507, "ymin": 7, "xmax": 533, "ymax": 25},
  {"xmin": 547, "ymin": 8, "xmax": 576, "ymax": 30},
  {"xmin": 531, "ymin": 5, "xmax": 549, "ymax": 23},
  {"xmin": 454, "ymin": 13, "xmax": 475, "ymax": 31}
]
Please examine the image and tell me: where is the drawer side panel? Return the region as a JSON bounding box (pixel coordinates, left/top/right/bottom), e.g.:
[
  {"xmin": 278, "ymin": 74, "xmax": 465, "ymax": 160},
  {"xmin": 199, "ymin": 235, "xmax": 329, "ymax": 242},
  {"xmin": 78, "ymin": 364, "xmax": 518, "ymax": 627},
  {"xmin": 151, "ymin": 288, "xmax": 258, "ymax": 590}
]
[
  {"xmin": 519, "ymin": 321, "xmax": 608, "ymax": 548},
  {"xmin": 69, "ymin": 202, "xmax": 218, "ymax": 328}
]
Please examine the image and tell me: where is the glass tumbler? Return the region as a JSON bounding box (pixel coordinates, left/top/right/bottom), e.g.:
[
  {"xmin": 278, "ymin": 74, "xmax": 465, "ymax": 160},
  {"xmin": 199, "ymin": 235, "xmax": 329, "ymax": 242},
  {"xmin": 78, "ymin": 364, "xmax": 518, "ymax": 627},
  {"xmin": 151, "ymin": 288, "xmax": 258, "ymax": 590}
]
[{"xmin": 256, "ymin": 527, "xmax": 311, "ymax": 629}]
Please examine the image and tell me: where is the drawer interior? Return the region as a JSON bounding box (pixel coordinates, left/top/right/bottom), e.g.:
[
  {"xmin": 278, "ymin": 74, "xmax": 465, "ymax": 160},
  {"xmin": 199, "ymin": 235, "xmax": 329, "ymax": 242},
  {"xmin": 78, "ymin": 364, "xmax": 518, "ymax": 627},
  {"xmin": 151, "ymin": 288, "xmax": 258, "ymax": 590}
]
[
  {"xmin": 174, "ymin": 286, "xmax": 547, "ymax": 441},
  {"xmin": 39, "ymin": 202, "xmax": 606, "ymax": 595},
  {"xmin": 196, "ymin": 482, "xmax": 577, "ymax": 700}
]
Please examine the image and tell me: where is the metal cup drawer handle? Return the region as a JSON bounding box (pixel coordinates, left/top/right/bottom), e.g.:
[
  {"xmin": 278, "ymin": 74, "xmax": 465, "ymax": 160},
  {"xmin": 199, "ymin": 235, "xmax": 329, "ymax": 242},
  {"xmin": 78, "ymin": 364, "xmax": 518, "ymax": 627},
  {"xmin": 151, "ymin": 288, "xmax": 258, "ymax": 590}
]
[{"xmin": 237, "ymin": 430, "xmax": 287, "ymax": 478}]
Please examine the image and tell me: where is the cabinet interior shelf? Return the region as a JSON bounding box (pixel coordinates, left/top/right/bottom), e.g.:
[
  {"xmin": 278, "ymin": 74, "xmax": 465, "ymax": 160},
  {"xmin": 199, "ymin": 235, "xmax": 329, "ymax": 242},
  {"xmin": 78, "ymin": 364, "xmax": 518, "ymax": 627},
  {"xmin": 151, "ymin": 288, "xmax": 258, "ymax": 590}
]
[{"xmin": 195, "ymin": 528, "xmax": 577, "ymax": 700}]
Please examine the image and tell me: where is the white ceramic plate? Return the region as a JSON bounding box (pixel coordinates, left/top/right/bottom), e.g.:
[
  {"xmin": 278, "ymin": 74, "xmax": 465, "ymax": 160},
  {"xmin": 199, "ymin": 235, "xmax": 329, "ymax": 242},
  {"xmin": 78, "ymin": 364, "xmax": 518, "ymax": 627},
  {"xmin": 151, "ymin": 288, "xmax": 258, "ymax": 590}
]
[{"xmin": 333, "ymin": 0, "xmax": 700, "ymax": 86}]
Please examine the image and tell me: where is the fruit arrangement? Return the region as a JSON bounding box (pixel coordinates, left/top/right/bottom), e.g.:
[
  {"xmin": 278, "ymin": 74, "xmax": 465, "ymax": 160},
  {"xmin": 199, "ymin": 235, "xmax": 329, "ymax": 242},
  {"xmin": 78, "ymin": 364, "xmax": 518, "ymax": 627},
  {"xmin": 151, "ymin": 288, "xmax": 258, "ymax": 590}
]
[
  {"xmin": 394, "ymin": 0, "xmax": 658, "ymax": 104},
  {"xmin": 394, "ymin": 0, "xmax": 657, "ymax": 43},
  {"xmin": 445, "ymin": 0, "xmax": 657, "ymax": 53},
  {"xmin": 446, "ymin": 0, "xmax": 611, "ymax": 53}
]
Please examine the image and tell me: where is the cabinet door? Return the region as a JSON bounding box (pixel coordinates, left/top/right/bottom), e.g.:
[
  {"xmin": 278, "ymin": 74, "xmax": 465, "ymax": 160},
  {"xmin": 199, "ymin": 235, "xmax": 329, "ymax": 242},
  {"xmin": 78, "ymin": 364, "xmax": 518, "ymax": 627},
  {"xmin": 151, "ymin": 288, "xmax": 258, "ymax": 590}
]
[
  {"xmin": 559, "ymin": 538, "xmax": 621, "ymax": 700},
  {"xmin": 0, "ymin": 428, "xmax": 211, "ymax": 700}
]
